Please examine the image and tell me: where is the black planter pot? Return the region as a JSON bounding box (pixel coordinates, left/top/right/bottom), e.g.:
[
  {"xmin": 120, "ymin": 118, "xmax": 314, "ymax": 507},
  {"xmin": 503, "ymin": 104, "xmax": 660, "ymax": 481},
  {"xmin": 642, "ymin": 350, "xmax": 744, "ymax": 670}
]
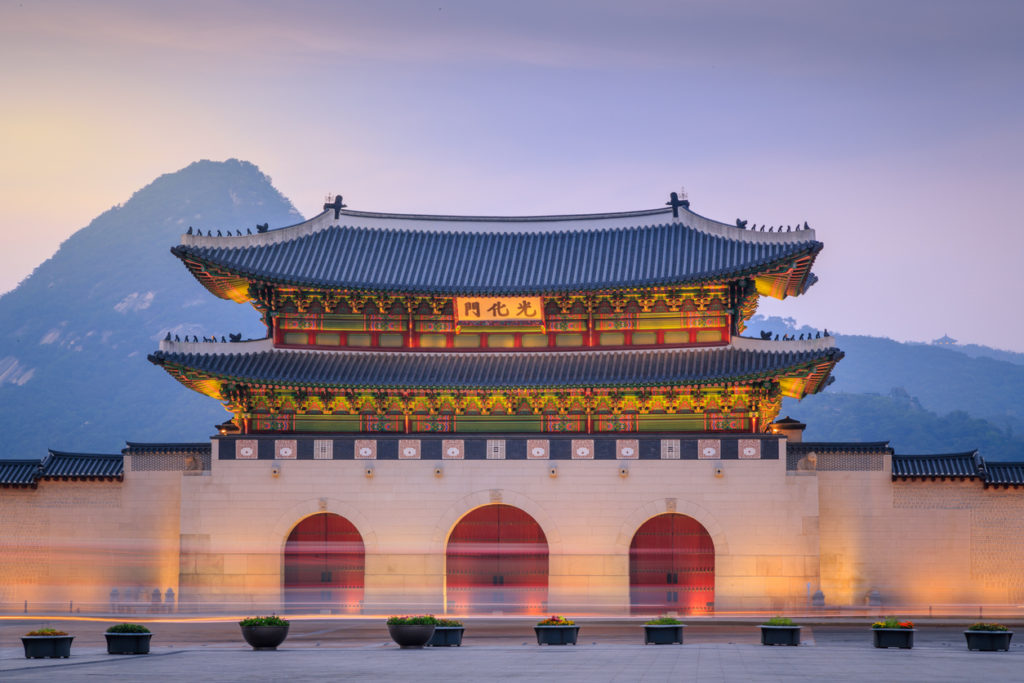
[
  {"xmin": 388, "ymin": 624, "xmax": 436, "ymax": 649},
  {"xmin": 428, "ymin": 626, "xmax": 464, "ymax": 647},
  {"xmin": 644, "ymin": 624, "xmax": 684, "ymax": 645},
  {"xmin": 240, "ymin": 625, "xmax": 290, "ymax": 650},
  {"xmin": 760, "ymin": 625, "xmax": 801, "ymax": 646},
  {"xmin": 964, "ymin": 630, "xmax": 1013, "ymax": 651},
  {"xmin": 535, "ymin": 625, "xmax": 579, "ymax": 645},
  {"xmin": 872, "ymin": 628, "xmax": 915, "ymax": 649},
  {"xmin": 106, "ymin": 632, "xmax": 153, "ymax": 655},
  {"xmin": 22, "ymin": 635, "xmax": 74, "ymax": 659}
]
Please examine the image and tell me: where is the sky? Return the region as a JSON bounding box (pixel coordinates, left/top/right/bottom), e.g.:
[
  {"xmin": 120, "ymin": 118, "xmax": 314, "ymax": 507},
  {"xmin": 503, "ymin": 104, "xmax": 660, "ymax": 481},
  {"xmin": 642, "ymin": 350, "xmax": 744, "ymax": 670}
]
[{"xmin": 2, "ymin": 0, "xmax": 1023, "ymax": 350}]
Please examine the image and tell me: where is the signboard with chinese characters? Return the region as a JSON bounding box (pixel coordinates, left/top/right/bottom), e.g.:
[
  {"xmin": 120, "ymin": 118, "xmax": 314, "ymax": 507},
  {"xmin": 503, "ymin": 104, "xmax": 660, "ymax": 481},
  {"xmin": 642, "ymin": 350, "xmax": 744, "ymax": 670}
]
[{"xmin": 454, "ymin": 297, "xmax": 544, "ymax": 325}]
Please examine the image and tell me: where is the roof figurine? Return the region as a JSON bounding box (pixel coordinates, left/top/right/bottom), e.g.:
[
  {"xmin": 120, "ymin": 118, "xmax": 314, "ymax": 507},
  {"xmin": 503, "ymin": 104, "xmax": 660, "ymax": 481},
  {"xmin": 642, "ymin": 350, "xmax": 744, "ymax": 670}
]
[{"xmin": 324, "ymin": 194, "xmax": 347, "ymax": 219}]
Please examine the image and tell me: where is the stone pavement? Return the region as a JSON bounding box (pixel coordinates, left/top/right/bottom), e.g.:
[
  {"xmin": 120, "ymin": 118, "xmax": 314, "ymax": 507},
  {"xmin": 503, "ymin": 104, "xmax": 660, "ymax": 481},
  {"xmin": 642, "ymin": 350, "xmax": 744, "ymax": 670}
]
[{"xmin": 2, "ymin": 618, "xmax": 1021, "ymax": 682}]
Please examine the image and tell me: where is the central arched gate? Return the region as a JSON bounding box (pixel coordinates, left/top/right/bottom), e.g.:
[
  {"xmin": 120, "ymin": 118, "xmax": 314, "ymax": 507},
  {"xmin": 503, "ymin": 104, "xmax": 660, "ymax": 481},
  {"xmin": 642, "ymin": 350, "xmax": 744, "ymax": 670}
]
[{"xmin": 446, "ymin": 504, "xmax": 548, "ymax": 614}]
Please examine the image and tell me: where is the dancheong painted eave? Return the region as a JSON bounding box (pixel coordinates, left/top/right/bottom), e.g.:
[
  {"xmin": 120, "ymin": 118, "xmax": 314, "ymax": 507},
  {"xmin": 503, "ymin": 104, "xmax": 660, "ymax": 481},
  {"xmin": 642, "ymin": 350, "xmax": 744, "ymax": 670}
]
[
  {"xmin": 148, "ymin": 335, "xmax": 842, "ymax": 396},
  {"xmin": 170, "ymin": 199, "xmax": 822, "ymax": 299}
]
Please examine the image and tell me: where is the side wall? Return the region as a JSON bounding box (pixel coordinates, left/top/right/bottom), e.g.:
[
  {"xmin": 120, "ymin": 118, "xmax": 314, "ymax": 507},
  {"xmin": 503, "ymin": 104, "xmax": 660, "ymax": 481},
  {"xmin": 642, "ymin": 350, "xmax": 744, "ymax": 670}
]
[
  {"xmin": 818, "ymin": 458, "xmax": 1024, "ymax": 608},
  {"xmin": 0, "ymin": 464, "xmax": 181, "ymax": 612}
]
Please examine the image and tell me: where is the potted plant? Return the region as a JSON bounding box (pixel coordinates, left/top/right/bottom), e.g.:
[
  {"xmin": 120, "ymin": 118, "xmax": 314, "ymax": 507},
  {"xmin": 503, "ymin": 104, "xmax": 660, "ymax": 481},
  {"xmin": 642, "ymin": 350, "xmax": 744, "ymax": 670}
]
[
  {"xmin": 964, "ymin": 623, "xmax": 1013, "ymax": 651},
  {"xmin": 428, "ymin": 618, "xmax": 464, "ymax": 647},
  {"xmin": 105, "ymin": 623, "xmax": 153, "ymax": 654},
  {"xmin": 644, "ymin": 615, "xmax": 684, "ymax": 645},
  {"xmin": 239, "ymin": 615, "xmax": 290, "ymax": 650},
  {"xmin": 387, "ymin": 615, "xmax": 437, "ymax": 649},
  {"xmin": 22, "ymin": 628, "xmax": 74, "ymax": 659},
  {"xmin": 535, "ymin": 615, "xmax": 579, "ymax": 645},
  {"xmin": 760, "ymin": 616, "xmax": 801, "ymax": 646},
  {"xmin": 871, "ymin": 617, "xmax": 915, "ymax": 649}
]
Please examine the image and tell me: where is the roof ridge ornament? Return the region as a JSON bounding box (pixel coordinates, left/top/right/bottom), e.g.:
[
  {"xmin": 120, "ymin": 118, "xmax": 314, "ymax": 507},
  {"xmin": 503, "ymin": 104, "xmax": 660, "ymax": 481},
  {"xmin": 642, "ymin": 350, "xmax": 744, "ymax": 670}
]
[
  {"xmin": 324, "ymin": 194, "xmax": 347, "ymax": 220},
  {"xmin": 666, "ymin": 191, "xmax": 690, "ymax": 218}
]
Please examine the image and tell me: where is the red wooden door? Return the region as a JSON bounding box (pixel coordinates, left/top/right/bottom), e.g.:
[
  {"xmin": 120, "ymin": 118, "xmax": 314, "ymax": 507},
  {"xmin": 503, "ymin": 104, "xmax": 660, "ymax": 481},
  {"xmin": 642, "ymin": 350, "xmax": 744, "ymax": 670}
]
[
  {"xmin": 446, "ymin": 505, "xmax": 548, "ymax": 614},
  {"xmin": 284, "ymin": 513, "xmax": 364, "ymax": 613},
  {"xmin": 629, "ymin": 514, "xmax": 714, "ymax": 614}
]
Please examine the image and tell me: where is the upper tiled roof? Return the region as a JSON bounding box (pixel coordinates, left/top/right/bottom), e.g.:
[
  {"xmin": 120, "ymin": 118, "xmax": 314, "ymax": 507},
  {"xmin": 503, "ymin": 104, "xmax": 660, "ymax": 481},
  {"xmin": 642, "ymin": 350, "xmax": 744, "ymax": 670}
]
[
  {"xmin": 149, "ymin": 336, "xmax": 842, "ymax": 392},
  {"xmin": 892, "ymin": 452, "xmax": 981, "ymax": 479},
  {"xmin": 172, "ymin": 203, "xmax": 821, "ymax": 296},
  {"xmin": 41, "ymin": 451, "xmax": 124, "ymax": 480},
  {"xmin": 0, "ymin": 459, "xmax": 42, "ymax": 487},
  {"xmin": 985, "ymin": 461, "xmax": 1024, "ymax": 486}
]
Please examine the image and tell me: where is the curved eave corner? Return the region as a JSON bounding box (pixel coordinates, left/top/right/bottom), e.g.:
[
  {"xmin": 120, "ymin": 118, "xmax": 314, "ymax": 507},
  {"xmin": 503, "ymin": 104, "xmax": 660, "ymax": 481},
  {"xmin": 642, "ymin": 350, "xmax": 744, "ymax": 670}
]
[
  {"xmin": 753, "ymin": 245, "xmax": 822, "ymax": 300},
  {"xmin": 171, "ymin": 247, "xmax": 252, "ymax": 303},
  {"xmin": 148, "ymin": 352, "xmax": 226, "ymax": 401},
  {"xmin": 777, "ymin": 347, "xmax": 843, "ymax": 400}
]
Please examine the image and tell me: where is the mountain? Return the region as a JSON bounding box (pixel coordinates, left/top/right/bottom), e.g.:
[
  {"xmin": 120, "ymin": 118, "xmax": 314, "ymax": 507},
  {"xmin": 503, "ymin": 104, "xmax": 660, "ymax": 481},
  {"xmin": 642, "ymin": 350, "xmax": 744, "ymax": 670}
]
[
  {"xmin": 753, "ymin": 316, "xmax": 1024, "ymax": 459},
  {"xmin": 0, "ymin": 160, "xmax": 302, "ymax": 457}
]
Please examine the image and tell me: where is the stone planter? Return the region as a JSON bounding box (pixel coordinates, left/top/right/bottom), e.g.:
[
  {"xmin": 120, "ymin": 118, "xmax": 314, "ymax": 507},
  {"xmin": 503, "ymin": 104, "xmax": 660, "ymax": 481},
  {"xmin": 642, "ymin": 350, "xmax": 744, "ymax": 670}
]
[
  {"xmin": 644, "ymin": 624, "xmax": 684, "ymax": 645},
  {"xmin": 872, "ymin": 628, "xmax": 915, "ymax": 649},
  {"xmin": 388, "ymin": 624, "xmax": 436, "ymax": 649},
  {"xmin": 106, "ymin": 632, "xmax": 153, "ymax": 655},
  {"xmin": 760, "ymin": 625, "xmax": 801, "ymax": 646},
  {"xmin": 22, "ymin": 635, "xmax": 74, "ymax": 659},
  {"xmin": 240, "ymin": 624, "xmax": 290, "ymax": 650},
  {"xmin": 428, "ymin": 626, "xmax": 464, "ymax": 647},
  {"xmin": 964, "ymin": 630, "xmax": 1013, "ymax": 651},
  {"xmin": 535, "ymin": 625, "xmax": 579, "ymax": 645}
]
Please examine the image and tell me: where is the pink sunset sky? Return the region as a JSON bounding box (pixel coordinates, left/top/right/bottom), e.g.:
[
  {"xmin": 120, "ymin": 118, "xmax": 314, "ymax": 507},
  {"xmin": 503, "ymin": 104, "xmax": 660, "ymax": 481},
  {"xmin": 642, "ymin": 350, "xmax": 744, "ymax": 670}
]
[{"xmin": 2, "ymin": 1, "xmax": 1022, "ymax": 349}]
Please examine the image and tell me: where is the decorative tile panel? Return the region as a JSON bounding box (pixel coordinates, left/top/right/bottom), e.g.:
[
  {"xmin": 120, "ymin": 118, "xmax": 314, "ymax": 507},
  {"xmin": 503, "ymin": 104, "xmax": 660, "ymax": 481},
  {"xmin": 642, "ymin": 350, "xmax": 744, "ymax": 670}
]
[
  {"xmin": 617, "ymin": 439, "xmax": 639, "ymax": 459},
  {"xmin": 698, "ymin": 439, "xmax": 721, "ymax": 460},
  {"xmin": 738, "ymin": 439, "xmax": 761, "ymax": 459},
  {"xmin": 442, "ymin": 439, "xmax": 464, "ymax": 460},
  {"xmin": 313, "ymin": 440, "xmax": 333, "ymax": 460},
  {"xmin": 275, "ymin": 439, "xmax": 297, "ymax": 459},
  {"xmin": 354, "ymin": 439, "xmax": 376, "ymax": 459},
  {"xmin": 661, "ymin": 439, "xmax": 681, "ymax": 460},
  {"xmin": 527, "ymin": 439, "xmax": 549, "ymax": 459},
  {"xmin": 571, "ymin": 439, "xmax": 594, "ymax": 459},
  {"xmin": 486, "ymin": 440, "xmax": 506, "ymax": 460},
  {"xmin": 236, "ymin": 439, "xmax": 258, "ymax": 460},
  {"xmin": 399, "ymin": 439, "xmax": 421, "ymax": 459}
]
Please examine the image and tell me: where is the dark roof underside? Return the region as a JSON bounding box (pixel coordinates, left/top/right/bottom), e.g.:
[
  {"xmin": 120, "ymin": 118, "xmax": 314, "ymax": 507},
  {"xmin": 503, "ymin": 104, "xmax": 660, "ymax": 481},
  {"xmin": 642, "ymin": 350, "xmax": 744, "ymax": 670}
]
[
  {"xmin": 149, "ymin": 345, "xmax": 842, "ymax": 390},
  {"xmin": 173, "ymin": 224, "xmax": 821, "ymax": 295}
]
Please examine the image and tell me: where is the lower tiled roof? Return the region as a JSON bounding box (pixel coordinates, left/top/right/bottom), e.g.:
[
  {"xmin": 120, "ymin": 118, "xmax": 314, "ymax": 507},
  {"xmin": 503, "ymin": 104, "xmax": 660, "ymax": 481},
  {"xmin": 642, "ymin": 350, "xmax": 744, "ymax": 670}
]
[
  {"xmin": 788, "ymin": 441, "xmax": 891, "ymax": 455},
  {"xmin": 0, "ymin": 459, "xmax": 42, "ymax": 487},
  {"xmin": 41, "ymin": 451, "xmax": 124, "ymax": 480},
  {"xmin": 985, "ymin": 461, "xmax": 1024, "ymax": 487},
  {"xmin": 892, "ymin": 452, "xmax": 981, "ymax": 479},
  {"xmin": 149, "ymin": 343, "xmax": 843, "ymax": 390},
  {"xmin": 123, "ymin": 442, "xmax": 211, "ymax": 455}
]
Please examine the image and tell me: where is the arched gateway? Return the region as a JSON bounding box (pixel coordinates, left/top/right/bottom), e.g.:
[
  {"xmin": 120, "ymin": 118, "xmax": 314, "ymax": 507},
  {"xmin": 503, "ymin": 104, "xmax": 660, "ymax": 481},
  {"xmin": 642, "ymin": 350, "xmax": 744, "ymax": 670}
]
[
  {"xmin": 284, "ymin": 513, "xmax": 365, "ymax": 613},
  {"xmin": 629, "ymin": 513, "xmax": 714, "ymax": 614},
  {"xmin": 446, "ymin": 504, "xmax": 548, "ymax": 614}
]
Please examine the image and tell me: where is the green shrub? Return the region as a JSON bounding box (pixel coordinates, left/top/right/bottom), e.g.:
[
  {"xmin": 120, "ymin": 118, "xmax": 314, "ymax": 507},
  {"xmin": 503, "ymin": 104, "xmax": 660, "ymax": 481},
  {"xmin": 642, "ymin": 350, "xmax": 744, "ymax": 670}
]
[
  {"xmin": 435, "ymin": 619, "xmax": 463, "ymax": 627},
  {"xmin": 386, "ymin": 615, "xmax": 439, "ymax": 626},
  {"xmin": 967, "ymin": 622, "xmax": 1009, "ymax": 631},
  {"xmin": 106, "ymin": 623, "xmax": 151, "ymax": 634},
  {"xmin": 646, "ymin": 616, "xmax": 682, "ymax": 625},
  {"xmin": 25, "ymin": 628, "xmax": 67, "ymax": 636},
  {"xmin": 871, "ymin": 617, "xmax": 913, "ymax": 629},
  {"xmin": 239, "ymin": 616, "xmax": 289, "ymax": 627},
  {"xmin": 764, "ymin": 616, "xmax": 795, "ymax": 626}
]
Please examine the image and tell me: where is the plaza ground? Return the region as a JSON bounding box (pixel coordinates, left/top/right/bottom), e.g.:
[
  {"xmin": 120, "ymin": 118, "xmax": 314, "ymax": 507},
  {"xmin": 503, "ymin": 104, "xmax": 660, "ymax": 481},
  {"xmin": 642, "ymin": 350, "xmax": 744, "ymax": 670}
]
[{"xmin": 2, "ymin": 616, "xmax": 1021, "ymax": 681}]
